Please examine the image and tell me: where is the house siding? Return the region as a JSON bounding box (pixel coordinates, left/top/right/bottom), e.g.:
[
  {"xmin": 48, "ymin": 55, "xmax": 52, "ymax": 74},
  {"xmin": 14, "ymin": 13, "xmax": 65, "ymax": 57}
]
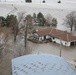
[
  {"xmin": 66, "ymin": 42, "xmax": 70, "ymax": 46},
  {"xmin": 52, "ymin": 38, "xmax": 71, "ymax": 46},
  {"xmin": 46, "ymin": 35, "xmax": 50, "ymax": 39},
  {"xmin": 37, "ymin": 35, "xmax": 50, "ymax": 41},
  {"xmin": 38, "ymin": 36, "xmax": 44, "ymax": 41}
]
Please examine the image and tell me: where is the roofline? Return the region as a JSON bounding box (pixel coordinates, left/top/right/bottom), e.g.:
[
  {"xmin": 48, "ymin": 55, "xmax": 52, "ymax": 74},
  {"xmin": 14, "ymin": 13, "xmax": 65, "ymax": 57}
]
[{"xmin": 34, "ymin": 27, "xmax": 76, "ymax": 41}]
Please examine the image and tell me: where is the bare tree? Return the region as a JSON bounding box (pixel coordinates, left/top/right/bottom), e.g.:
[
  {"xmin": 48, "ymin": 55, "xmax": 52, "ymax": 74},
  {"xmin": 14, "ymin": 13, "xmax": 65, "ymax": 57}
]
[
  {"xmin": 33, "ymin": 13, "xmax": 37, "ymax": 25},
  {"xmin": 12, "ymin": 12, "xmax": 25, "ymax": 42},
  {"xmin": 52, "ymin": 18, "xmax": 57, "ymax": 27},
  {"xmin": 0, "ymin": 33, "xmax": 8, "ymax": 58},
  {"xmin": 25, "ymin": 15, "xmax": 33, "ymax": 32},
  {"xmin": 24, "ymin": 15, "xmax": 33, "ymax": 48},
  {"xmin": 17, "ymin": 14, "xmax": 33, "ymax": 48},
  {"xmin": 9, "ymin": 15, "xmax": 18, "ymax": 42},
  {"xmin": 64, "ymin": 11, "xmax": 76, "ymax": 32},
  {"xmin": 24, "ymin": 21, "xmax": 27, "ymax": 48},
  {"xmin": 45, "ymin": 14, "xmax": 52, "ymax": 26}
]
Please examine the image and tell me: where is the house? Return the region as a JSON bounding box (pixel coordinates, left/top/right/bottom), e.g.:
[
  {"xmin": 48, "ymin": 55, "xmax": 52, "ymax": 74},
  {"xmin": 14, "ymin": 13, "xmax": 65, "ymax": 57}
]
[
  {"xmin": 33, "ymin": 27, "xmax": 76, "ymax": 46},
  {"xmin": 12, "ymin": 54, "xmax": 76, "ymax": 75}
]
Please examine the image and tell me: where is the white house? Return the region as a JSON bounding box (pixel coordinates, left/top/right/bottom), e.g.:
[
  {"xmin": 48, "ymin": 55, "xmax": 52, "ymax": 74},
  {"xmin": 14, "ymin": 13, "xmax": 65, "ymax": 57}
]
[
  {"xmin": 12, "ymin": 54, "xmax": 76, "ymax": 75},
  {"xmin": 33, "ymin": 27, "xmax": 76, "ymax": 46}
]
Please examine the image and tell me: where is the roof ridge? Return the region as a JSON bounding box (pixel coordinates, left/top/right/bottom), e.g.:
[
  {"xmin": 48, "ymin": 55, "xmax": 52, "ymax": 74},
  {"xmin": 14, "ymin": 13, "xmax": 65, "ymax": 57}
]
[
  {"xmin": 67, "ymin": 34, "xmax": 69, "ymax": 42},
  {"xmin": 49, "ymin": 28, "xmax": 54, "ymax": 34}
]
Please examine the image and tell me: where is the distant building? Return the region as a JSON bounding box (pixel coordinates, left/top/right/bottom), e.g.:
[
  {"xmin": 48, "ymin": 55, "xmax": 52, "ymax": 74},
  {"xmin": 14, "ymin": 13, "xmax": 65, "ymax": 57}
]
[
  {"xmin": 33, "ymin": 27, "xmax": 76, "ymax": 46},
  {"xmin": 25, "ymin": 0, "xmax": 32, "ymax": 3},
  {"xmin": 12, "ymin": 54, "xmax": 76, "ymax": 75}
]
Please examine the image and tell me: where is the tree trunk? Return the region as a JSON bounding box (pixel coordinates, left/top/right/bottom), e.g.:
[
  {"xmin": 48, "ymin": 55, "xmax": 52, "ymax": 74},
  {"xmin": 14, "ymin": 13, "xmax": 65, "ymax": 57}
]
[
  {"xmin": 24, "ymin": 22, "xmax": 28, "ymax": 48},
  {"xmin": 24, "ymin": 30, "xmax": 27, "ymax": 48},
  {"xmin": 14, "ymin": 24, "xmax": 18, "ymax": 42},
  {"xmin": 70, "ymin": 25, "xmax": 73, "ymax": 32},
  {"xmin": 71, "ymin": 27, "xmax": 72, "ymax": 32},
  {"xmin": 0, "ymin": 47, "xmax": 4, "ymax": 58},
  {"xmin": 14, "ymin": 33, "xmax": 17, "ymax": 42}
]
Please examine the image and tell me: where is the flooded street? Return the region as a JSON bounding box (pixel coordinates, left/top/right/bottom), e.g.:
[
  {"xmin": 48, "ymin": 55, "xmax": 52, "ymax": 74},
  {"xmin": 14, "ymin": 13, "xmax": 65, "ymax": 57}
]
[{"xmin": 27, "ymin": 41, "xmax": 76, "ymax": 69}]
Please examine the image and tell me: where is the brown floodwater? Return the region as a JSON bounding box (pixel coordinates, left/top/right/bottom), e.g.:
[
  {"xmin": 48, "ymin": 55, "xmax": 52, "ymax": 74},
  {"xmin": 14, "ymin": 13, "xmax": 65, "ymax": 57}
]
[{"xmin": 27, "ymin": 41, "xmax": 76, "ymax": 69}]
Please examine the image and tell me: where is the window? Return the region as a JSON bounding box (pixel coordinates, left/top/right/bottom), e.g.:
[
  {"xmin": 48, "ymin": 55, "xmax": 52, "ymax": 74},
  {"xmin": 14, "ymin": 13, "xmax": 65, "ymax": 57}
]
[{"xmin": 53, "ymin": 37, "xmax": 55, "ymax": 39}]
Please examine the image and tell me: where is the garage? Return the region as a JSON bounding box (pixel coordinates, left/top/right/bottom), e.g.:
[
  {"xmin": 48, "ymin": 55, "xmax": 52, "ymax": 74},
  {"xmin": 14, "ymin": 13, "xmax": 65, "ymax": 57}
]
[{"xmin": 70, "ymin": 41, "xmax": 75, "ymax": 46}]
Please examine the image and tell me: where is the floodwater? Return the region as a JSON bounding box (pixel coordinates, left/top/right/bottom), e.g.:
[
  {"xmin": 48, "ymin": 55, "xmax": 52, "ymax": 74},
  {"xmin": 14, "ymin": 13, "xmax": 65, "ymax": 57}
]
[{"xmin": 27, "ymin": 41, "xmax": 76, "ymax": 69}]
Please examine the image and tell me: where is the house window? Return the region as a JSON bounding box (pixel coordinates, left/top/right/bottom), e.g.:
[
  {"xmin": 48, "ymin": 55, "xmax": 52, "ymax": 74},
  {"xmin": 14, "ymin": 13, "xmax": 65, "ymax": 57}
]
[
  {"xmin": 70, "ymin": 41, "xmax": 74, "ymax": 46},
  {"xmin": 53, "ymin": 37, "xmax": 55, "ymax": 39}
]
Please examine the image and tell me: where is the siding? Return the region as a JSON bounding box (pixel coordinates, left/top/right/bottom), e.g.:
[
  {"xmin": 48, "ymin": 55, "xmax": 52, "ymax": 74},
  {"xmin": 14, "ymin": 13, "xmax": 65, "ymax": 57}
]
[{"xmin": 52, "ymin": 38, "xmax": 70, "ymax": 46}]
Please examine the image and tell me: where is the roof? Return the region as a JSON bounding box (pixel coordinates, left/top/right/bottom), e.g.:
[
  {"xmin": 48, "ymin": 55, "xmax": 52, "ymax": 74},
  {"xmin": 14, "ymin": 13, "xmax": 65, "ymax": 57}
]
[
  {"xmin": 35, "ymin": 28, "xmax": 52, "ymax": 36},
  {"xmin": 12, "ymin": 54, "xmax": 76, "ymax": 75},
  {"xmin": 35, "ymin": 27, "xmax": 76, "ymax": 42}
]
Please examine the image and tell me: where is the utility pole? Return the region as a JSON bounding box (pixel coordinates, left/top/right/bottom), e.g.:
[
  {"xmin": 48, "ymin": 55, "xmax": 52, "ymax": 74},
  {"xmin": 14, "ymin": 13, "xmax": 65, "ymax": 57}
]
[{"xmin": 60, "ymin": 39, "xmax": 62, "ymax": 57}]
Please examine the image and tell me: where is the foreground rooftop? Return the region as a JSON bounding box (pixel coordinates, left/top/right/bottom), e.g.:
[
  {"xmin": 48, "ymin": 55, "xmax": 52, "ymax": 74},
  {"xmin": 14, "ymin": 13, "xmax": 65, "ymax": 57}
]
[{"xmin": 12, "ymin": 54, "xmax": 76, "ymax": 75}]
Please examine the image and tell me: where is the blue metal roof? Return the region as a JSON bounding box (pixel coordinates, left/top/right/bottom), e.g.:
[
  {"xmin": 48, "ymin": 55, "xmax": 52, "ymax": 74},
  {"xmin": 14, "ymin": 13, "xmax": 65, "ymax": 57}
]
[{"xmin": 12, "ymin": 54, "xmax": 76, "ymax": 75}]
